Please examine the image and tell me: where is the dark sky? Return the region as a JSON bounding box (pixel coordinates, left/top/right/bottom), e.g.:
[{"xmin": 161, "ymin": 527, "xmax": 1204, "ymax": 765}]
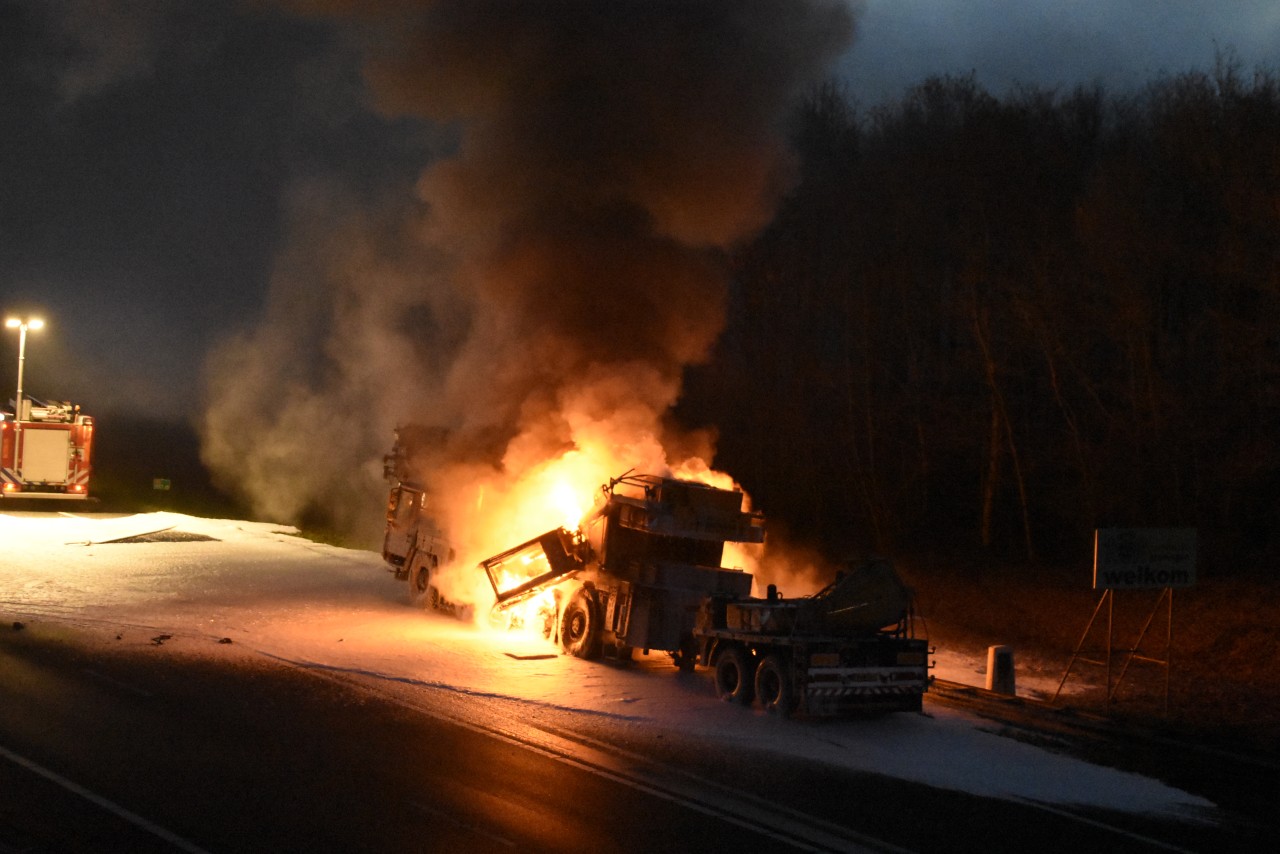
[
  {"xmin": 1, "ymin": 0, "xmax": 429, "ymax": 418},
  {"xmin": 841, "ymin": 0, "xmax": 1280, "ymax": 103},
  {"xmin": 2, "ymin": 0, "xmax": 1277, "ymax": 425}
]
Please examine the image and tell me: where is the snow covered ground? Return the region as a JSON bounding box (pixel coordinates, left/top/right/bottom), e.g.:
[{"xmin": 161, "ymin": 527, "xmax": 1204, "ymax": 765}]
[{"xmin": 0, "ymin": 511, "xmax": 1217, "ymax": 824}]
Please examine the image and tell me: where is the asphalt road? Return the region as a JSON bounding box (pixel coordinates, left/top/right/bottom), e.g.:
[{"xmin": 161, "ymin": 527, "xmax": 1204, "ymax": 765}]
[
  {"xmin": 0, "ymin": 624, "xmax": 1250, "ymax": 853},
  {"xmin": 0, "ymin": 624, "xmax": 885, "ymax": 853}
]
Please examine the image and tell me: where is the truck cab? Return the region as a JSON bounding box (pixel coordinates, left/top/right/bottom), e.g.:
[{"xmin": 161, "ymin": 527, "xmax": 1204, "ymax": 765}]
[{"xmin": 382, "ymin": 481, "xmax": 454, "ymax": 609}]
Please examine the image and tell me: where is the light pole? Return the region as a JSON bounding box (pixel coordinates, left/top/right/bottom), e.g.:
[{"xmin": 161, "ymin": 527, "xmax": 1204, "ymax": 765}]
[{"xmin": 4, "ymin": 316, "xmax": 44, "ymax": 465}]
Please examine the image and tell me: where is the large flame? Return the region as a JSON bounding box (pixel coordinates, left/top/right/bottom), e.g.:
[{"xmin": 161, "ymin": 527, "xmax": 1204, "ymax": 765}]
[
  {"xmin": 421, "ymin": 400, "xmax": 754, "ymax": 643},
  {"xmin": 486, "ymin": 547, "xmax": 560, "ymax": 639}
]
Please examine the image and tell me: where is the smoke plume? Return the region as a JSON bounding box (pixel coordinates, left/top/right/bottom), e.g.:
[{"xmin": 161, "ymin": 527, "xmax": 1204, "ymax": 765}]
[
  {"xmin": 202, "ymin": 1, "xmax": 855, "ymax": 550},
  {"xmin": 17, "ymin": 0, "xmax": 173, "ymax": 104}
]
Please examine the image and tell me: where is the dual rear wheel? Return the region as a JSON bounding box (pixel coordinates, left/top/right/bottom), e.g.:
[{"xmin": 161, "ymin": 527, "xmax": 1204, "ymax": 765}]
[
  {"xmin": 713, "ymin": 646, "xmax": 754, "ymax": 704},
  {"xmin": 713, "ymin": 645, "xmax": 795, "ymax": 715},
  {"xmin": 753, "ymin": 654, "xmax": 794, "ymax": 715}
]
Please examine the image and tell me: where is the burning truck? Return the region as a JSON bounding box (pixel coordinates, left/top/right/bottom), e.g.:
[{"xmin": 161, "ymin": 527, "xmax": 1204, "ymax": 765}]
[{"xmin": 381, "ymin": 438, "xmax": 930, "ymax": 716}]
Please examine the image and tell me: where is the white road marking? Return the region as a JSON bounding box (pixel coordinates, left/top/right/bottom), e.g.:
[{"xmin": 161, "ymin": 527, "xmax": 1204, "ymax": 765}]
[{"xmin": 0, "ymin": 742, "xmax": 210, "ymax": 854}]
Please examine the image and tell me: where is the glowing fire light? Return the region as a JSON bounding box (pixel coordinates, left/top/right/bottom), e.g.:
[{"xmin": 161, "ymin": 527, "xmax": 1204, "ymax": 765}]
[
  {"xmin": 491, "ymin": 566, "xmax": 559, "ymax": 638},
  {"xmin": 422, "ymin": 413, "xmax": 754, "ymax": 647},
  {"xmin": 548, "ymin": 479, "xmax": 586, "ymax": 530}
]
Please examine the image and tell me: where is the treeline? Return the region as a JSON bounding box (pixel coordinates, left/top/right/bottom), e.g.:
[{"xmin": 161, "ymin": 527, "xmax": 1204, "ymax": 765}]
[{"xmin": 682, "ymin": 63, "xmax": 1280, "ymax": 573}]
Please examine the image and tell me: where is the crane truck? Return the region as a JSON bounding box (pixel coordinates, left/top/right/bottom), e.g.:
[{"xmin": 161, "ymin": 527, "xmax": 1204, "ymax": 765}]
[
  {"xmin": 380, "ymin": 435, "xmax": 930, "ymax": 715},
  {"xmin": 1, "ymin": 398, "xmax": 94, "ymax": 499},
  {"xmin": 693, "ymin": 559, "xmax": 930, "ymax": 715}
]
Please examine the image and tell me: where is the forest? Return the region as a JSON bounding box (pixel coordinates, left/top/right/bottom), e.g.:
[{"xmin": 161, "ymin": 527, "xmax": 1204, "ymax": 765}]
[{"xmin": 680, "ymin": 60, "xmax": 1280, "ymax": 574}]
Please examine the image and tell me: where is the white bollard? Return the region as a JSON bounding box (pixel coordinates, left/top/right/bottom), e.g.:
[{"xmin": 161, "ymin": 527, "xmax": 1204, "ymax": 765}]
[{"xmin": 986, "ymin": 645, "xmax": 1016, "ymax": 695}]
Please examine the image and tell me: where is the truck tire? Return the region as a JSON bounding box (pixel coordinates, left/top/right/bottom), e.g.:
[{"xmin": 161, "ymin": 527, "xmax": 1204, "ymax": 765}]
[
  {"xmin": 714, "ymin": 646, "xmax": 754, "ymax": 705},
  {"xmin": 754, "ymin": 654, "xmax": 795, "ymax": 716},
  {"xmin": 560, "ymin": 588, "xmax": 601, "ymax": 660},
  {"xmin": 407, "ymin": 558, "xmax": 432, "ymax": 612}
]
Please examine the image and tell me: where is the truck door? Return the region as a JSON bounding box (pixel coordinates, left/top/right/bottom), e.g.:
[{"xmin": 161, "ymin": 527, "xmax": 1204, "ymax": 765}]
[
  {"xmin": 382, "ymin": 485, "xmax": 422, "ymax": 565},
  {"xmin": 19, "ymin": 427, "xmax": 72, "ymax": 485}
]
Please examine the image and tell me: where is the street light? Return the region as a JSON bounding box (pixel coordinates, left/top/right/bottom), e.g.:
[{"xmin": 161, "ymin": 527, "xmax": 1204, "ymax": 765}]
[{"xmin": 5, "ymin": 316, "xmax": 44, "ymax": 435}]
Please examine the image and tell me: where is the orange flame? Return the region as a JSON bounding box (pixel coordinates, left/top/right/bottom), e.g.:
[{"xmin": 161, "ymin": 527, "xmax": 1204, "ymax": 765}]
[{"xmin": 422, "ymin": 399, "xmax": 752, "ymax": 643}]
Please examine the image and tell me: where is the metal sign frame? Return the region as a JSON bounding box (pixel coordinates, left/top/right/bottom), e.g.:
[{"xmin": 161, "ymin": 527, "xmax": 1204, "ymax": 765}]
[
  {"xmin": 1055, "ymin": 528, "xmax": 1193, "ymax": 714},
  {"xmin": 1053, "ymin": 587, "xmax": 1175, "ymax": 713}
]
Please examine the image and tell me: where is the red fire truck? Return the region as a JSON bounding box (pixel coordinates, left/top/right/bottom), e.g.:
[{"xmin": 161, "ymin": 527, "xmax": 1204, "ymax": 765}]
[{"xmin": 1, "ymin": 399, "xmax": 94, "ymax": 499}]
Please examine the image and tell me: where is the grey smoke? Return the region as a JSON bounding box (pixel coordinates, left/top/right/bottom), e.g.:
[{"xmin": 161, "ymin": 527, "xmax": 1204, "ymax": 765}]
[{"xmin": 201, "ymin": 1, "xmax": 856, "ymax": 541}]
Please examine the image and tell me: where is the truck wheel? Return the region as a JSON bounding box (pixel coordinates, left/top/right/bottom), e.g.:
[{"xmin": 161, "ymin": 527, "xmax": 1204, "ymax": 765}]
[
  {"xmin": 560, "ymin": 588, "xmax": 601, "ymax": 660},
  {"xmin": 714, "ymin": 646, "xmax": 754, "ymax": 705},
  {"xmin": 754, "ymin": 654, "xmax": 794, "ymax": 716},
  {"xmin": 407, "ymin": 561, "xmax": 433, "ymax": 609}
]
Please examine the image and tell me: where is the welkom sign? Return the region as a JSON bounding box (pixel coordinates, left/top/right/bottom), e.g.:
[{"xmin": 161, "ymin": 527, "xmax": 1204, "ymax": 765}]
[{"xmin": 1093, "ymin": 528, "xmax": 1197, "ymax": 590}]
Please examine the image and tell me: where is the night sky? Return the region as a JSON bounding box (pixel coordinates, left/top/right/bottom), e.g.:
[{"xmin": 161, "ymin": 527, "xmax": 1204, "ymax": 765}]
[{"xmin": 2, "ymin": 1, "xmax": 1275, "ymax": 421}]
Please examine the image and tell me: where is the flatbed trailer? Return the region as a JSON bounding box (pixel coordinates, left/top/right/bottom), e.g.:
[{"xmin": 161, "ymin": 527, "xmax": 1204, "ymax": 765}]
[{"xmin": 693, "ymin": 560, "xmax": 932, "ymax": 715}]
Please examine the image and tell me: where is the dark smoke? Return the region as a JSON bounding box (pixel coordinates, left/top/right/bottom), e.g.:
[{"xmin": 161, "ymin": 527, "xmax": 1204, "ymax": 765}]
[{"xmin": 201, "ymin": 1, "xmax": 856, "ymax": 544}]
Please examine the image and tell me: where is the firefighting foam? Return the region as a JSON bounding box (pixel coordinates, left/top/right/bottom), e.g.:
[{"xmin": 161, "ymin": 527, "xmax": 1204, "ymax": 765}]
[{"xmin": 199, "ymin": 3, "xmax": 856, "ymax": 554}]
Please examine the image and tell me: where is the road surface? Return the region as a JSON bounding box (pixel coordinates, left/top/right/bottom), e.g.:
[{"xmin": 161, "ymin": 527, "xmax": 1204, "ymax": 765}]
[{"xmin": 0, "ymin": 623, "xmax": 1236, "ymax": 853}]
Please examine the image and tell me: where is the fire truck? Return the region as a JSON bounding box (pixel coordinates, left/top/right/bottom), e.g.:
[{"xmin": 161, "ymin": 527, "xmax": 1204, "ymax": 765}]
[{"xmin": 1, "ymin": 398, "xmax": 94, "ymax": 499}]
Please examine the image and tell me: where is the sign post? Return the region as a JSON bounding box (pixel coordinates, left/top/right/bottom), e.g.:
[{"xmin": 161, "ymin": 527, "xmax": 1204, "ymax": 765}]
[{"xmin": 1054, "ymin": 528, "xmax": 1195, "ymax": 713}]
